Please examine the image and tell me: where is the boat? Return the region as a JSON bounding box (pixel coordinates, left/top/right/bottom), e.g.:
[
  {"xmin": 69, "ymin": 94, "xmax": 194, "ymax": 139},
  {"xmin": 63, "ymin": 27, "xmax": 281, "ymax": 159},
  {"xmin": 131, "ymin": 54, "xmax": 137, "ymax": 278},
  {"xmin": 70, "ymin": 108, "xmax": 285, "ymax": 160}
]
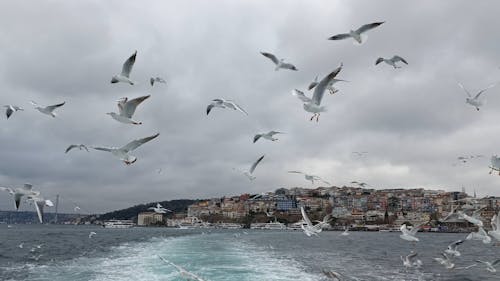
[{"xmin": 103, "ymin": 220, "xmax": 135, "ymax": 228}]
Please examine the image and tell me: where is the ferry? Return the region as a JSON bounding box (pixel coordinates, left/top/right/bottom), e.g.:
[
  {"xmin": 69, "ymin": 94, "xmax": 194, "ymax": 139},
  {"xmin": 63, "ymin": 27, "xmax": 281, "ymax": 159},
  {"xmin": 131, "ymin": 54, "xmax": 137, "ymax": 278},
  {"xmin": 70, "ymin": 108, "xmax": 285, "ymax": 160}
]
[
  {"xmin": 103, "ymin": 220, "xmax": 135, "ymax": 228},
  {"xmin": 251, "ymin": 222, "xmax": 286, "ymax": 230}
]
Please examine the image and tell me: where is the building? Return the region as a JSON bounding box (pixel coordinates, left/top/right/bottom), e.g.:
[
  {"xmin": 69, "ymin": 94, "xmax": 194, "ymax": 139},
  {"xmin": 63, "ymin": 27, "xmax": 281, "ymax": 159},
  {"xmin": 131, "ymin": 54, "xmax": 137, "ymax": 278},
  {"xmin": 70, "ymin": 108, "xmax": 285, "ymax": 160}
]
[{"xmin": 137, "ymin": 212, "xmax": 163, "ymax": 226}]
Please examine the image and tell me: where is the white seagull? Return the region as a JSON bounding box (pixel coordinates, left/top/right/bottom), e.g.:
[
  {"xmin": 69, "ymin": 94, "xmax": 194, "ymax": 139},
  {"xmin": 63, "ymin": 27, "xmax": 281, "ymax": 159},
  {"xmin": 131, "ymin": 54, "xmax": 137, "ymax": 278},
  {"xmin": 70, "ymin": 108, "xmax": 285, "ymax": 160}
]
[
  {"xmin": 260, "ymin": 52, "xmax": 298, "ymax": 71},
  {"xmin": 65, "ymin": 144, "xmax": 89, "ymax": 153},
  {"xmin": 4, "ymin": 105, "xmax": 23, "ymax": 119},
  {"xmin": 107, "ymin": 95, "xmax": 150, "ymax": 125},
  {"xmin": 288, "ymin": 171, "xmax": 330, "ymax": 185},
  {"xmin": 158, "ymin": 255, "xmax": 206, "ymax": 281},
  {"xmin": 341, "ymin": 226, "xmax": 350, "ymax": 236},
  {"xmin": 206, "ymin": 98, "xmax": 248, "ymax": 115},
  {"xmin": 74, "ymin": 206, "xmax": 81, "ymax": 212},
  {"xmin": 148, "ymin": 203, "xmax": 172, "ymax": 214},
  {"xmin": 375, "ymin": 56, "xmax": 408, "ymax": 68},
  {"xmin": 466, "ymin": 227, "xmax": 491, "ymax": 244},
  {"xmin": 458, "ymin": 82, "xmax": 496, "ymax": 111},
  {"xmin": 235, "ymin": 155, "xmax": 265, "ymax": 181},
  {"xmin": 476, "ymin": 259, "xmax": 500, "ymax": 273},
  {"xmin": 489, "ymin": 155, "xmax": 500, "ymax": 175},
  {"xmin": 92, "ymin": 133, "xmax": 160, "ymax": 165},
  {"xmin": 457, "ymin": 211, "xmax": 483, "ymax": 227},
  {"xmin": 434, "ymin": 253, "xmax": 455, "ymax": 270},
  {"xmin": 253, "ymin": 131, "xmax": 284, "ymax": 143},
  {"xmin": 488, "ymin": 211, "xmax": 500, "ymax": 241},
  {"xmin": 150, "ymin": 76, "xmax": 166, "ymax": 87},
  {"xmin": 0, "ymin": 183, "xmax": 40, "ymax": 210},
  {"xmin": 302, "ymin": 63, "xmax": 344, "ymax": 122},
  {"xmin": 444, "ymin": 240, "xmax": 465, "ymax": 257},
  {"xmin": 399, "ymin": 222, "xmax": 426, "ymax": 242},
  {"xmin": 401, "ymin": 252, "xmax": 422, "ymax": 268},
  {"xmin": 328, "ymin": 22, "xmax": 384, "ymax": 44},
  {"xmin": 300, "ymin": 207, "xmax": 323, "ymax": 237},
  {"xmin": 111, "ymin": 50, "xmax": 137, "ymax": 85},
  {"xmin": 26, "ymin": 195, "xmax": 54, "ymax": 223},
  {"xmin": 88, "ymin": 231, "xmax": 97, "ymax": 239},
  {"xmin": 30, "ymin": 101, "xmax": 65, "ymax": 118}
]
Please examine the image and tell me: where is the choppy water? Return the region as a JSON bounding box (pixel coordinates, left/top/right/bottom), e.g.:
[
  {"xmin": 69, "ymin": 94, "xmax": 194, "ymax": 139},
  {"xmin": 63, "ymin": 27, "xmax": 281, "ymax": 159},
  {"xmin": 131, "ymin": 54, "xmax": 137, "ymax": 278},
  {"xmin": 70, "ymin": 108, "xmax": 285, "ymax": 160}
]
[{"xmin": 0, "ymin": 225, "xmax": 498, "ymax": 280}]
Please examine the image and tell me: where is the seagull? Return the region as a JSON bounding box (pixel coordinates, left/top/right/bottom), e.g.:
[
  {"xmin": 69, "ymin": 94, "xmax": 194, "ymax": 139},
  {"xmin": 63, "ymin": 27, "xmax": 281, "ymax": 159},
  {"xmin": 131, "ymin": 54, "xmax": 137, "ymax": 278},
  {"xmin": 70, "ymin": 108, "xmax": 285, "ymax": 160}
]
[
  {"xmin": 351, "ymin": 151, "xmax": 368, "ymax": 157},
  {"xmin": 322, "ymin": 270, "xmax": 343, "ymax": 281},
  {"xmin": 328, "ymin": 22, "xmax": 384, "ymax": 44},
  {"xmin": 466, "ymin": 227, "xmax": 491, "ymax": 244},
  {"xmin": 489, "ymin": 155, "xmax": 500, "ymax": 175},
  {"xmin": 92, "ymin": 133, "xmax": 160, "ymax": 165},
  {"xmin": 88, "ymin": 232, "xmax": 97, "ymax": 239},
  {"xmin": 0, "ymin": 183, "xmax": 40, "ymax": 210},
  {"xmin": 235, "ymin": 155, "xmax": 265, "ymax": 181},
  {"xmin": 150, "ymin": 76, "xmax": 166, "ymax": 87},
  {"xmin": 375, "ymin": 56, "xmax": 408, "ymax": 68},
  {"xmin": 107, "ymin": 95, "xmax": 150, "ymax": 125},
  {"xmin": 74, "ymin": 206, "xmax": 81, "ymax": 212},
  {"xmin": 488, "ymin": 211, "xmax": 500, "ymax": 241},
  {"xmin": 18, "ymin": 243, "xmax": 24, "ymax": 249},
  {"xmin": 4, "ymin": 105, "xmax": 23, "ymax": 119},
  {"xmin": 399, "ymin": 222, "xmax": 426, "ymax": 242},
  {"xmin": 206, "ymin": 98, "xmax": 248, "ymax": 115},
  {"xmin": 314, "ymin": 214, "xmax": 332, "ymax": 229},
  {"xmin": 302, "ymin": 63, "xmax": 344, "ymax": 122},
  {"xmin": 148, "ymin": 203, "xmax": 172, "ymax": 214},
  {"xmin": 458, "ymin": 82, "xmax": 496, "ymax": 111},
  {"xmin": 26, "ymin": 195, "xmax": 54, "ymax": 223},
  {"xmin": 476, "ymin": 259, "xmax": 500, "ymax": 273},
  {"xmin": 434, "ymin": 253, "xmax": 455, "ymax": 269},
  {"xmin": 457, "ymin": 211, "xmax": 483, "ymax": 227},
  {"xmin": 158, "ymin": 255, "xmax": 206, "ymax": 281},
  {"xmin": 30, "ymin": 101, "xmax": 65, "ymax": 118},
  {"xmin": 65, "ymin": 144, "xmax": 89, "ymax": 153},
  {"xmin": 111, "ymin": 50, "xmax": 137, "ymax": 85},
  {"xmin": 341, "ymin": 227, "xmax": 350, "ymax": 236},
  {"xmin": 308, "ymin": 75, "xmax": 345, "ymax": 94},
  {"xmin": 253, "ymin": 131, "xmax": 284, "ymax": 143},
  {"xmin": 351, "ymin": 181, "xmax": 370, "ymax": 187},
  {"xmin": 401, "ymin": 252, "xmax": 422, "ymax": 268},
  {"xmin": 444, "ymin": 240, "xmax": 465, "ymax": 257},
  {"xmin": 288, "ymin": 171, "xmax": 330, "ymax": 185},
  {"xmin": 300, "ymin": 206, "xmax": 323, "ymax": 237},
  {"xmin": 260, "ymin": 52, "xmax": 298, "ymax": 71}
]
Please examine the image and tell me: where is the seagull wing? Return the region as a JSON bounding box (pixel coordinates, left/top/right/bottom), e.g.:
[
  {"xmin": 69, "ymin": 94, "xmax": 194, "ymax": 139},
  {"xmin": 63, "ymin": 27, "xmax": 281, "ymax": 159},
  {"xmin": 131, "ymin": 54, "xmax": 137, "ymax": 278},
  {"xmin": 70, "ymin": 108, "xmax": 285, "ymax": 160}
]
[
  {"xmin": 33, "ymin": 199, "xmax": 45, "ymax": 223},
  {"xmin": 300, "ymin": 207, "xmax": 313, "ymax": 226},
  {"xmin": 375, "ymin": 57, "xmax": 384, "ymax": 65},
  {"xmin": 260, "ymin": 52, "xmax": 279, "ymax": 65},
  {"xmin": 121, "ymin": 51, "xmax": 137, "ymax": 78},
  {"xmin": 392, "ymin": 55, "xmax": 408, "ymax": 64},
  {"xmin": 457, "ymin": 82, "xmax": 472, "ymax": 97},
  {"xmin": 253, "ymin": 134, "xmax": 262, "ymax": 143},
  {"xmin": 45, "ymin": 102, "xmax": 65, "ymax": 112},
  {"xmin": 206, "ymin": 103, "xmax": 215, "ymax": 115},
  {"xmin": 121, "ymin": 95, "xmax": 150, "ymax": 118},
  {"xmin": 121, "ymin": 133, "xmax": 159, "ymax": 152},
  {"xmin": 225, "ymin": 101, "xmax": 248, "ymax": 115},
  {"xmin": 492, "ymin": 259, "xmax": 500, "ymax": 266},
  {"xmin": 65, "ymin": 145, "xmax": 77, "ymax": 153},
  {"xmin": 288, "ymin": 170, "xmax": 304, "ymax": 175},
  {"xmin": 448, "ymin": 239, "xmax": 464, "ymax": 250},
  {"xmin": 328, "ymin": 33, "xmax": 351, "ymax": 40},
  {"xmin": 280, "ymin": 62, "xmax": 297, "ymax": 71},
  {"xmin": 150, "ymin": 77, "xmax": 155, "ymax": 86},
  {"xmin": 292, "ymin": 89, "xmax": 312, "ymax": 103},
  {"xmin": 249, "ymin": 155, "xmax": 265, "ymax": 174},
  {"xmin": 5, "ymin": 106, "xmax": 13, "ymax": 119},
  {"xmin": 474, "ymin": 83, "xmax": 496, "ymax": 99},
  {"xmin": 409, "ymin": 221, "xmax": 426, "ymax": 236},
  {"xmin": 312, "ymin": 64, "xmax": 343, "ymax": 105},
  {"xmin": 92, "ymin": 146, "xmax": 113, "ymax": 152},
  {"xmin": 356, "ymin": 22, "xmax": 385, "ymax": 34},
  {"xmin": 0, "ymin": 187, "xmax": 14, "ymax": 194},
  {"xmin": 308, "ymin": 81, "xmax": 318, "ymax": 90}
]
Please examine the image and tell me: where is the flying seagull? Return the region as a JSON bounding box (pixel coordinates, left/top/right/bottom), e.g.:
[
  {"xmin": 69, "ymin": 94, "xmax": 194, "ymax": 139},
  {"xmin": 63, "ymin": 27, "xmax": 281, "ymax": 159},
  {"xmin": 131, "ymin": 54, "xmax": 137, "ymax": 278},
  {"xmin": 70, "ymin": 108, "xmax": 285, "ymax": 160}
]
[
  {"xmin": 92, "ymin": 133, "xmax": 160, "ymax": 165},
  {"xmin": 206, "ymin": 98, "xmax": 248, "ymax": 115},
  {"xmin": 302, "ymin": 63, "xmax": 344, "ymax": 122},
  {"xmin": 476, "ymin": 259, "xmax": 500, "ymax": 273},
  {"xmin": 111, "ymin": 50, "xmax": 137, "ymax": 85},
  {"xmin": 260, "ymin": 52, "xmax": 298, "ymax": 71},
  {"xmin": 148, "ymin": 203, "xmax": 172, "ymax": 214},
  {"xmin": 4, "ymin": 105, "xmax": 23, "ymax": 119},
  {"xmin": 235, "ymin": 155, "xmax": 265, "ymax": 181},
  {"xmin": 65, "ymin": 144, "xmax": 89, "ymax": 153},
  {"xmin": 30, "ymin": 101, "xmax": 65, "ymax": 118},
  {"xmin": 444, "ymin": 240, "xmax": 465, "ymax": 257},
  {"xmin": 0, "ymin": 184, "xmax": 40, "ymax": 210},
  {"xmin": 466, "ymin": 227, "xmax": 491, "ymax": 244},
  {"xmin": 434, "ymin": 253, "xmax": 455, "ymax": 270},
  {"xmin": 158, "ymin": 255, "xmax": 206, "ymax": 281},
  {"xmin": 253, "ymin": 131, "xmax": 284, "ymax": 143},
  {"xmin": 288, "ymin": 171, "xmax": 330, "ymax": 185},
  {"xmin": 401, "ymin": 252, "xmax": 422, "ymax": 268},
  {"xmin": 458, "ymin": 82, "xmax": 496, "ymax": 111},
  {"xmin": 399, "ymin": 222, "xmax": 426, "ymax": 242},
  {"xmin": 375, "ymin": 56, "xmax": 408, "ymax": 68},
  {"xmin": 88, "ymin": 231, "xmax": 97, "ymax": 239},
  {"xmin": 26, "ymin": 195, "xmax": 54, "ymax": 223},
  {"xmin": 328, "ymin": 22, "xmax": 384, "ymax": 44},
  {"xmin": 490, "ymin": 155, "xmax": 500, "ymax": 175},
  {"xmin": 150, "ymin": 77, "xmax": 166, "ymax": 87},
  {"xmin": 107, "ymin": 95, "xmax": 150, "ymax": 125}
]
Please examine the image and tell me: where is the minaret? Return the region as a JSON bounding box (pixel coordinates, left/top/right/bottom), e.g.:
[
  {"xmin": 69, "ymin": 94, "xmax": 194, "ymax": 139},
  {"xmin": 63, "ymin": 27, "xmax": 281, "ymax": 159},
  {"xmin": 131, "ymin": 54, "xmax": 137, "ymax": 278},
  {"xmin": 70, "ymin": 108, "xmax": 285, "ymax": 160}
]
[{"xmin": 54, "ymin": 194, "xmax": 59, "ymax": 224}]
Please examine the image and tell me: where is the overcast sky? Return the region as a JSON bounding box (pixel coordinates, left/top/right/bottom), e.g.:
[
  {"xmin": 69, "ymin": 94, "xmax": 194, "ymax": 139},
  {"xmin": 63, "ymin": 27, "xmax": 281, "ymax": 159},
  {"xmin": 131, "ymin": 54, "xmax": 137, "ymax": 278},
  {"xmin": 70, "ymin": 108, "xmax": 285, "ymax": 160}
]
[{"xmin": 0, "ymin": 0, "xmax": 499, "ymax": 214}]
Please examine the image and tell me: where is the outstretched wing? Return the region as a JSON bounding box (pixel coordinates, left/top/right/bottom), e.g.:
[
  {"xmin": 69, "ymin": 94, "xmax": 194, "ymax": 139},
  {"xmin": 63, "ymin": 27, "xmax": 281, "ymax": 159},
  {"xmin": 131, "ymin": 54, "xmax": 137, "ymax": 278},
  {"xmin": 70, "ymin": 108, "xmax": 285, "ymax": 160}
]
[
  {"xmin": 33, "ymin": 199, "xmax": 45, "ymax": 223},
  {"xmin": 65, "ymin": 145, "xmax": 77, "ymax": 153},
  {"xmin": 253, "ymin": 134, "xmax": 262, "ymax": 143},
  {"xmin": 375, "ymin": 57, "xmax": 384, "ymax": 65},
  {"xmin": 120, "ymin": 95, "xmax": 150, "ymax": 118},
  {"xmin": 260, "ymin": 52, "xmax": 279, "ymax": 65},
  {"xmin": 409, "ymin": 221, "xmax": 427, "ymax": 235},
  {"xmin": 121, "ymin": 51, "xmax": 137, "ymax": 77},
  {"xmin": 308, "ymin": 76, "xmax": 318, "ymax": 90},
  {"xmin": 288, "ymin": 170, "xmax": 304, "ymax": 175},
  {"xmin": 474, "ymin": 83, "xmax": 496, "ymax": 99},
  {"xmin": 249, "ymin": 155, "xmax": 265, "ymax": 174},
  {"xmin": 392, "ymin": 55, "xmax": 408, "ymax": 64},
  {"xmin": 225, "ymin": 101, "xmax": 248, "ymax": 115},
  {"xmin": 328, "ymin": 33, "xmax": 351, "ymax": 40},
  {"xmin": 312, "ymin": 64, "xmax": 343, "ymax": 105},
  {"xmin": 356, "ymin": 22, "xmax": 385, "ymax": 34},
  {"xmin": 121, "ymin": 133, "xmax": 159, "ymax": 152},
  {"xmin": 457, "ymin": 82, "xmax": 471, "ymax": 97},
  {"xmin": 292, "ymin": 89, "xmax": 312, "ymax": 103},
  {"xmin": 281, "ymin": 63, "xmax": 298, "ymax": 71},
  {"xmin": 300, "ymin": 207, "xmax": 313, "ymax": 226},
  {"xmin": 46, "ymin": 102, "xmax": 65, "ymax": 112},
  {"xmin": 5, "ymin": 106, "xmax": 13, "ymax": 119},
  {"xmin": 92, "ymin": 146, "xmax": 113, "ymax": 152}
]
